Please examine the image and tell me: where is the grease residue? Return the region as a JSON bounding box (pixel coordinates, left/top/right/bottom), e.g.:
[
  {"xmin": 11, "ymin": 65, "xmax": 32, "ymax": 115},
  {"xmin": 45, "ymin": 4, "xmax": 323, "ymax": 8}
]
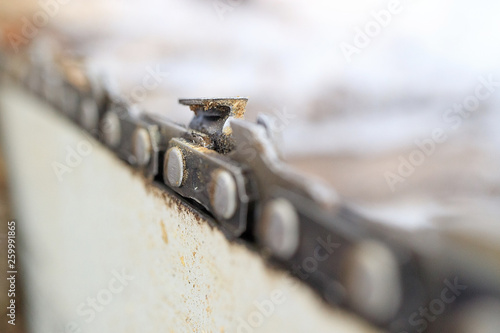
[{"xmin": 160, "ymin": 220, "xmax": 169, "ymax": 244}]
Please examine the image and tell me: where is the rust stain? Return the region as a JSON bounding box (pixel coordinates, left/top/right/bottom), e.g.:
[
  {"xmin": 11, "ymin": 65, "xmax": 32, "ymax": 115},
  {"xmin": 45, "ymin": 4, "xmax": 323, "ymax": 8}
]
[
  {"xmin": 160, "ymin": 220, "xmax": 168, "ymax": 244},
  {"xmin": 192, "ymin": 99, "xmax": 247, "ymax": 119},
  {"xmin": 192, "ymin": 251, "xmax": 196, "ymax": 257},
  {"xmin": 230, "ymin": 99, "xmax": 247, "ymax": 119}
]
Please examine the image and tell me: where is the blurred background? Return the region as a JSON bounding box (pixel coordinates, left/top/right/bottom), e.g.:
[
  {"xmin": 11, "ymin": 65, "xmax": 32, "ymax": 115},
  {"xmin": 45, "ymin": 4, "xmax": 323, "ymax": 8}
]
[
  {"xmin": 1, "ymin": 0, "xmax": 500, "ymax": 331},
  {"xmin": 2, "ymin": 0, "xmax": 500, "ymax": 224}
]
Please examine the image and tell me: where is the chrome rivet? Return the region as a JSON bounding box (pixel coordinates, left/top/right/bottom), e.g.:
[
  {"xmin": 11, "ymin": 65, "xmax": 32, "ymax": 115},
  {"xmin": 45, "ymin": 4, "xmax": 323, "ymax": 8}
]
[
  {"xmin": 101, "ymin": 111, "xmax": 121, "ymax": 148},
  {"xmin": 132, "ymin": 127, "xmax": 152, "ymax": 167},
  {"xmin": 211, "ymin": 169, "xmax": 238, "ymax": 219},
  {"xmin": 41, "ymin": 73, "xmax": 56, "ymax": 102},
  {"xmin": 257, "ymin": 198, "xmax": 299, "ymax": 259},
  {"xmin": 63, "ymin": 85, "xmax": 79, "ymax": 117},
  {"xmin": 80, "ymin": 98, "xmax": 99, "ymax": 130},
  {"xmin": 342, "ymin": 240, "xmax": 401, "ymax": 323},
  {"xmin": 27, "ymin": 70, "xmax": 42, "ymax": 94},
  {"xmin": 165, "ymin": 147, "xmax": 185, "ymax": 188}
]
